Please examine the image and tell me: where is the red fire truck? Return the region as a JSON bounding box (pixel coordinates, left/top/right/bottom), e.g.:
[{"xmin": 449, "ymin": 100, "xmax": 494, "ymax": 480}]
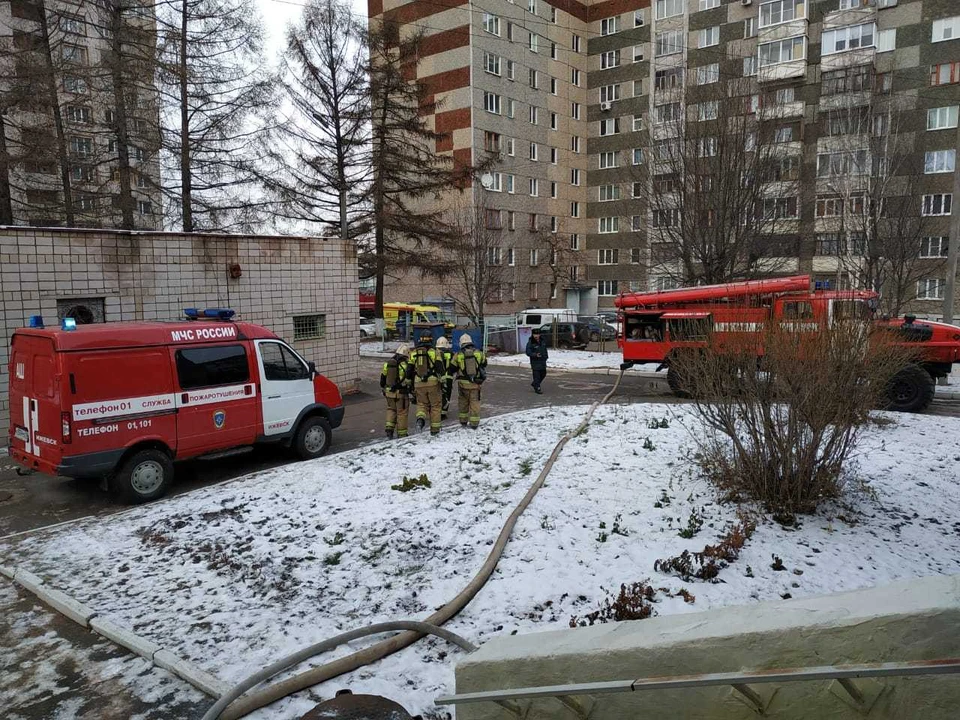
[
  {"xmin": 615, "ymin": 275, "xmax": 960, "ymax": 413},
  {"xmin": 8, "ymin": 309, "xmax": 344, "ymax": 503}
]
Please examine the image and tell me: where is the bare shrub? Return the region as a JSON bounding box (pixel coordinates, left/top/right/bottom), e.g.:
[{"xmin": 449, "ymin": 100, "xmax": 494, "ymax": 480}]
[
  {"xmin": 673, "ymin": 320, "xmax": 911, "ymax": 514},
  {"xmin": 654, "ymin": 514, "xmax": 757, "ymax": 583}
]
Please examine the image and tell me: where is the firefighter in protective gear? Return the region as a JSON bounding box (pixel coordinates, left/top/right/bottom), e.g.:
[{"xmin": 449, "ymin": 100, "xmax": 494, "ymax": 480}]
[
  {"xmin": 435, "ymin": 336, "xmax": 454, "ymax": 419},
  {"xmin": 452, "ymin": 333, "xmax": 487, "ymax": 428},
  {"xmin": 410, "ymin": 333, "xmax": 445, "ymax": 435},
  {"xmin": 380, "ymin": 344, "xmax": 412, "ymax": 438}
]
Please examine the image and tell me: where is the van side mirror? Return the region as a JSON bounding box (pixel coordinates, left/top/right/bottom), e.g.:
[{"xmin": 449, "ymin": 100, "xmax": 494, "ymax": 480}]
[{"xmin": 308, "ymin": 361, "xmax": 317, "ymax": 379}]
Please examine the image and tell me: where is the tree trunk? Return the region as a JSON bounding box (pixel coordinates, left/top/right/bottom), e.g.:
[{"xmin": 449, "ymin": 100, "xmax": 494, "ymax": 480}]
[
  {"xmin": 0, "ymin": 114, "xmax": 14, "ymax": 224},
  {"xmin": 179, "ymin": 0, "xmax": 192, "ymax": 232},
  {"xmin": 37, "ymin": 1, "xmax": 73, "ymax": 226},
  {"xmin": 108, "ymin": 2, "xmax": 135, "ymax": 229}
]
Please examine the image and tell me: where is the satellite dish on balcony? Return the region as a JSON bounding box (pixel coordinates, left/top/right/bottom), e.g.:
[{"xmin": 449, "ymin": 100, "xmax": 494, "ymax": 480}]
[{"xmin": 480, "ymin": 173, "xmax": 494, "ymax": 189}]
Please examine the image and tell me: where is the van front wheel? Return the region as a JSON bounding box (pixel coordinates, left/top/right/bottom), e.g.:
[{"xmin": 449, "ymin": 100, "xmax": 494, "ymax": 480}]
[
  {"xmin": 294, "ymin": 416, "xmax": 332, "ymax": 460},
  {"xmin": 114, "ymin": 449, "xmax": 173, "ymax": 504}
]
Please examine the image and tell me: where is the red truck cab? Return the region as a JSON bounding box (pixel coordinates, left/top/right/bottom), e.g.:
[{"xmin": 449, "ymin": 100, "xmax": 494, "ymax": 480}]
[{"xmin": 8, "ymin": 309, "xmax": 344, "ymax": 502}]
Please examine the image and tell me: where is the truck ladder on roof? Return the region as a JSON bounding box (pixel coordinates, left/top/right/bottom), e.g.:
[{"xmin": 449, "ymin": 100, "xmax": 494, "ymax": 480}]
[
  {"xmin": 436, "ymin": 658, "xmax": 960, "ymax": 718},
  {"xmin": 615, "ymin": 275, "xmax": 812, "ymax": 310}
]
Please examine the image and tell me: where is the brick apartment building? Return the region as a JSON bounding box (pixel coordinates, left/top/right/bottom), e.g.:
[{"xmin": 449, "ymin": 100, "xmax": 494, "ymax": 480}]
[
  {"xmin": 371, "ymin": 0, "xmax": 960, "ymax": 319},
  {"xmin": 0, "ymin": 0, "xmax": 162, "ymax": 228}
]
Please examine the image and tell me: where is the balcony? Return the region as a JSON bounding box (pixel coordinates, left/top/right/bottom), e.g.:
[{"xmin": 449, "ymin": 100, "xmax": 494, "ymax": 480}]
[
  {"xmin": 821, "ymin": 47, "xmax": 875, "ymax": 72},
  {"xmin": 757, "ymin": 19, "xmax": 809, "ymax": 45},
  {"xmin": 823, "ymin": 6, "xmax": 877, "ymax": 31},
  {"xmin": 759, "ymin": 100, "xmax": 805, "ymax": 120},
  {"xmin": 757, "ymin": 257, "xmax": 800, "ymax": 273},
  {"xmin": 819, "ymin": 90, "xmax": 872, "ymax": 112},
  {"xmin": 758, "ymin": 59, "xmax": 806, "ymax": 83},
  {"xmin": 812, "ymin": 255, "xmax": 864, "ymax": 273}
]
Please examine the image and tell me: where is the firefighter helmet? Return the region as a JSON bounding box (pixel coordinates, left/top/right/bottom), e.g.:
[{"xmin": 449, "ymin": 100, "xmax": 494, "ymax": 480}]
[
  {"xmin": 436, "ymin": 336, "xmax": 450, "ymax": 349},
  {"xmin": 459, "ymin": 334, "xmax": 475, "ymax": 347},
  {"xmin": 395, "ymin": 343, "xmax": 411, "ymax": 357}
]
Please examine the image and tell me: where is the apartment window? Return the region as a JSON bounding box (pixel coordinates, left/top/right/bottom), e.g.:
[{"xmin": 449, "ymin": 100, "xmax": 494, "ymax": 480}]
[
  {"xmin": 877, "ymin": 29, "xmax": 896, "ymax": 53},
  {"xmin": 550, "ymin": 77, "xmax": 557, "ymax": 95},
  {"xmin": 759, "ymin": 37, "xmax": 805, "ymax": 66},
  {"xmin": 932, "ymin": 16, "xmax": 960, "ymax": 43},
  {"xmin": 917, "ymin": 279, "xmax": 945, "ymax": 301},
  {"xmin": 822, "ymin": 23, "xmax": 875, "ymax": 55},
  {"xmin": 599, "ymin": 118, "xmax": 620, "ymax": 136},
  {"xmin": 770, "ymin": 156, "xmax": 800, "ymax": 181},
  {"xmin": 696, "ymin": 63, "xmax": 720, "ymax": 85},
  {"xmin": 61, "ymin": 13, "xmax": 85, "ymax": 34},
  {"xmin": 774, "ymin": 87, "xmax": 796, "ymax": 104},
  {"xmin": 137, "ymin": 200, "xmax": 153, "ymax": 215},
  {"xmin": 489, "ymin": 172, "xmax": 503, "ymax": 192},
  {"xmin": 699, "ymin": 26, "xmax": 719, "ymax": 48},
  {"xmin": 69, "ymin": 136, "xmax": 92, "ymax": 158},
  {"xmin": 598, "ymin": 280, "xmax": 619, "ymax": 296},
  {"xmin": 550, "ymin": 147, "xmax": 558, "ymax": 164},
  {"xmin": 483, "ymin": 13, "xmax": 500, "ymax": 36},
  {"xmin": 630, "ymin": 216, "xmax": 642, "ymax": 231},
  {"xmin": 744, "ymin": 17, "xmax": 757, "ymax": 38},
  {"xmin": 488, "ymin": 247, "xmax": 502, "ymax": 265},
  {"xmin": 76, "ymin": 194, "xmax": 97, "ymax": 212},
  {"xmin": 815, "ymin": 233, "xmax": 842, "ymax": 256},
  {"xmin": 632, "ymin": 181, "xmax": 643, "ymax": 198},
  {"xmin": 697, "ymin": 101, "xmax": 718, "ymax": 121},
  {"xmin": 601, "ymin": 17, "xmax": 619, "ymax": 36},
  {"xmin": 760, "ymin": 197, "xmax": 798, "ymax": 219},
  {"xmin": 506, "ymin": 174, "xmax": 515, "ymax": 193},
  {"xmin": 529, "ymin": 68, "xmax": 539, "ymax": 89},
  {"xmin": 571, "ymin": 168, "xmax": 581, "ymax": 185},
  {"xmin": 485, "ymin": 210, "xmax": 503, "ymax": 230},
  {"xmin": 876, "ymin": 72, "xmax": 893, "ymax": 93},
  {"xmin": 529, "ymin": 178, "xmax": 539, "ymax": 196},
  {"xmin": 598, "ymin": 248, "xmax": 619, "ymax": 264},
  {"xmin": 635, "ymin": 10, "xmax": 645, "ymax": 26},
  {"xmin": 506, "ymin": 98, "xmax": 516, "ymax": 118},
  {"xmin": 528, "ymin": 0, "xmax": 536, "ymax": 13},
  {"xmin": 571, "ymin": 68, "xmax": 581, "ymax": 86},
  {"xmin": 62, "ymin": 44, "xmax": 88, "ymax": 64},
  {"xmin": 66, "ymin": 105, "xmax": 91, "ymax": 123},
  {"xmin": 759, "ymin": 0, "xmax": 805, "ymax": 28},
  {"xmin": 506, "ymin": 60, "xmax": 515, "ymax": 80},
  {"xmin": 599, "ymin": 151, "xmax": 618, "ymax": 169},
  {"xmin": 630, "ymin": 115, "xmax": 643, "ymax": 132},
  {"xmin": 551, "ymin": 42, "xmax": 557, "ymax": 59},
  {"xmin": 653, "ymin": 209, "xmax": 680, "ymax": 227},
  {"xmin": 654, "ymin": 176, "xmax": 677, "ymax": 194},
  {"xmin": 922, "ymin": 194, "xmax": 952, "ymax": 216},
  {"xmin": 654, "ymin": 141, "xmax": 679, "ymax": 162},
  {"xmin": 551, "ymin": 5, "xmax": 556, "ymax": 22},
  {"xmin": 483, "ymin": 131, "xmax": 502, "ymax": 153},
  {"xmin": 815, "ymin": 196, "xmax": 844, "ymax": 218},
  {"xmin": 484, "ymin": 52, "xmax": 501, "ymax": 76},
  {"xmin": 925, "ymin": 150, "xmax": 956, "ymax": 174},
  {"xmin": 570, "ymin": 234, "xmax": 580, "ymax": 250},
  {"xmin": 928, "ymin": 106, "xmax": 959, "ymax": 130},
  {"xmin": 599, "ymin": 217, "xmax": 619, "ymax": 233},
  {"xmin": 529, "ymin": 32, "xmax": 539, "ymax": 52},
  {"xmin": 70, "ymin": 165, "xmax": 93, "ymax": 182},
  {"xmin": 656, "ymin": 0, "xmax": 683, "ymax": 20},
  {"xmin": 507, "ymin": 210, "xmax": 516, "ymax": 229},
  {"xmin": 551, "ymin": 283, "xmax": 557, "ymax": 299},
  {"xmin": 529, "ymin": 282, "xmax": 539, "ymax": 300},
  {"xmin": 743, "ymin": 56, "xmax": 758, "ymax": 76},
  {"xmin": 530, "ymin": 248, "xmax": 539, "ymax": 266},
  {"xmin": 506, "ymin": 137, "xmax": 515, "ymax": 156},
  {"xmin": 599, "ymin": 184, "xmax": 621, "ymax": 201},
  {"xmin": 931, "ymin": 63, "xmax": 960, "ymax": 86},
  {"xmin": 655, "ymin": 102, "xmax": 681, "ymax": 124},
  {"xmin": 484, "ymin": 92, "xmax": 501, "ymax": 115},
  {"xmin": 571, "ymin": 136, "xmax": 581, "ymax": 153},
  {"xmin": 571, "ymin": 102, "xmax": 580, "ymax": 120},
  {"xmin": 600, "ymin": 84, "xmax": 621, "ymax": 103},
  {"xmin": 838, "ymin": 0, "xmax": 859, "ymax": 7},
  {"xmin": 774, "ymin": 125, "xmax": 793, "ymax": 143},
  {"xmin": 506, "ymin": 248, "xmax": 515, "ymax": 266},
  {"xmin": 572, "ymin": 34, "xmax": 581, "ymax": 52},
  {"xmin": 571, "ymin": 201, "xmax": 581, "ymax": 218},
  {"xmin": 700, "ymin": 0, "xmax": 720, "ymax": 8},
  {"xmin": 601, "ymin": 50, "xmax": 620, "ymax": 69},
  {"xmin": 655, "ymin": 67, "xmax": 684, "ymax": 90},
  {"xmin": 655, "ymin": 30, "xmax": 684, "ymax": 57},
  {"xmin": 822, "ymin": 66, "xmax": 872, "ymax": 96},
  {"xmin": 551, "ymin": 113, "xmax": 558, "ymax": 130},
  {"xmin": 529, "ymin": 106, "xmax": 539, "ymax": 125},
  {"xmin": 921, "ymin": 237, "xmax": 949, "ymax": 258},
  {"xmin": 816, "ymin": 150, "xmax": 867, "ymax": 177},
  {"xmin": 551, "ymin": 182, "xmax": 558, "ymax": 198},
  {"xmin": 63, "ymin": 75, "xmax": 87, "ymax": 94}
]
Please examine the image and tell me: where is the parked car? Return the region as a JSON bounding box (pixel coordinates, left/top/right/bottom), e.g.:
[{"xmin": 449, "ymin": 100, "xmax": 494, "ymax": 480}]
[
  {"xmin": 359, "ymin": 319, "xmax": 377, "ymax": 338},
  {"xmin": 577, "ymin": 316, "xmax": 619, "ymax": 342},
  {"xmin": 537, "ymin": 322, "xmax": 595, "ymax": 349},
  {"xmin": 595, "ymin": 311, "xmax": 618, "ymax": 325}
]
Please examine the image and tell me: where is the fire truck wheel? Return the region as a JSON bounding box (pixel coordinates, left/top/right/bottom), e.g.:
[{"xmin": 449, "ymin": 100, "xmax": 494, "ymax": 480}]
[
  {"xmin": 295, "ymin": 416, "xmax": 332, "ymax": 460},
  {"xmin": 885, "ymin": 364, "xmax": 934, "ymax": 413},
  {"xmin": 114, "ymin": 449, "xmax": 173, "ymax": 504}
]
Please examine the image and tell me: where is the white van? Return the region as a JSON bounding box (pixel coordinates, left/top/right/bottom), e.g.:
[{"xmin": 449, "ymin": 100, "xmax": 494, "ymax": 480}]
[{"xmin": 516, "ymin": 308, "xmax": 578, "ymax": 329}]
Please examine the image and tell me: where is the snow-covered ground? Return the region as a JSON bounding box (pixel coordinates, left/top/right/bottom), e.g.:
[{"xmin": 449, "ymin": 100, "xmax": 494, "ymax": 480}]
[
  {"xmin": 486, "ymin": 348, "xmax": 630, "ymax": 371},
  {"xmin": 2, "ymin": 405, "xmax": 959, "ymax": 718}
]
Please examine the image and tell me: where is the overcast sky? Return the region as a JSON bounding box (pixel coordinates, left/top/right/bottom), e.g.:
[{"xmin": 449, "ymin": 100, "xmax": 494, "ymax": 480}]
[{"xmin": 257, "ymin": 0, "xmax": 370, "ymax": 63}]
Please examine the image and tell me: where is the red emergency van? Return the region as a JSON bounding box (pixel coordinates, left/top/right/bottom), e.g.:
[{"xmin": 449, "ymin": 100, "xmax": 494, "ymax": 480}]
[{"xmin": 8, "ymin": 309, "xmax": 344, "ymax": 503}]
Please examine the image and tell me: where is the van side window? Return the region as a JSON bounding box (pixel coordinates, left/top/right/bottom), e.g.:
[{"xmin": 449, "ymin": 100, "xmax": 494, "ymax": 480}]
[
  {"xmin": 526, "ymin": 314, "xmax": 541, "ymax": 325},
  {"xmin": 782, "ymin": 301, "xmax": 813, "ymax": 320},
  {"xmin": 260, "ymin": 342, "xmax": 310, "ymax": 381},
  {"xmin": 175, "ymin": 345, "xmax": 249, "ymax": 390}
]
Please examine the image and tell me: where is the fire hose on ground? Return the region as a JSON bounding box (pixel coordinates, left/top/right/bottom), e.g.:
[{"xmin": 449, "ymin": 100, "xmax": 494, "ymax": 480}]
[{"xmin": 206, "ymin": 369, "xmax": 627, "ymax": 720}]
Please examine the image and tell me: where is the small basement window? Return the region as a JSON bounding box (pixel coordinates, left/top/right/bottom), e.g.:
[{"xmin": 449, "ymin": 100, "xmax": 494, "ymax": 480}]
[{"xmin": 293, "ymin": 314, "xmax": 326, "ymax": 340}]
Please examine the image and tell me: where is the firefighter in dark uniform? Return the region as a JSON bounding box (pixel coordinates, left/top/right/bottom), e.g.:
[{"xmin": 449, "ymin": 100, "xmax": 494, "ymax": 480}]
[
  {"xmin": 410, "ymin": 333, "xmax": 445, "ymax": 435},
  {"xmin": 435, "ymin": 336, "xmax": 454, "ymax": 419},
  {"xmin": 525, "ymin": 327, "xmax": 549, "ymax": 394},
  {"xmin": 452, "ymin": 334, "xmax": 487, "ymax": 428},
  {"xmin": 380, "ymin": 344, "xmax": 412, "ymax": 438}
]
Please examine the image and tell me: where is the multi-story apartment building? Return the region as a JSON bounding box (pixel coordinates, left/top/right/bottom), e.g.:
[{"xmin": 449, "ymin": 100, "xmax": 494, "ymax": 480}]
[
  {"xmin": 0, "ymin": 0, "xmax": 162, "ymax": 229},
  {"xmin": 373, "ymin": 0, "xmax": 960, "ymax": 320}
]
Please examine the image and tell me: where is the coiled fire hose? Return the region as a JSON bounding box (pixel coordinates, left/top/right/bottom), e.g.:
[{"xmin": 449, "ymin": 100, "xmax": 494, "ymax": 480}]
[{"xmin": 209, "ymin": 370, "xmax": 627, "ymax": 720}]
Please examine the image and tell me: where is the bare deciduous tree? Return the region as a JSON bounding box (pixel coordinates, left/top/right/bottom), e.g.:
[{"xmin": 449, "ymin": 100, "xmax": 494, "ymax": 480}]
[{"xmin": 447, "ymin": 194, "xmax": 503, "ymax": 327}]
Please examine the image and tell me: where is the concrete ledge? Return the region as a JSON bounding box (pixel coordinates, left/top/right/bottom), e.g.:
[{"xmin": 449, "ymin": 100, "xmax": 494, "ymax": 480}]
[
  {"xmin": 455, "ymin": 575, "xmax": 960, "ymax": 720},
  {"xmin": 154, "ymin": 649, "xmax": 229, "ymax": 698},
  {"xmin": 0, "ymin": 564, "xmax": 15, "ymax": 579},
  {"xmin": 33, "ymin": 585, "xmax": 97, "ymax": 627},
  {"xmin": 90, "ymin": 617, "xmax": 161, "ymax": 661},
  {"xmin": 12, "ymin": 568, "xmax": 45, "ymax": 593}
]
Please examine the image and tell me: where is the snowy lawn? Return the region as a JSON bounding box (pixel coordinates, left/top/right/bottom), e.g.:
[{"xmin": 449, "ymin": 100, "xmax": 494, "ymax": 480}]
[
  {"xmin": 487, "ymin": 348, "xmax": 635, "ymax": 371},
  {"xmin": 2, "ymin": 405, "xmax": 959, "ymax": 718}
]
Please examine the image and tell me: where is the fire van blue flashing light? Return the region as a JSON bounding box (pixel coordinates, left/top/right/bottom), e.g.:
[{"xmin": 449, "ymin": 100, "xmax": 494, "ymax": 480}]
[
  {"xmin": 203, "ymin": 308, "xmax": 236, "ymax": 320},
  {"xmin": 61, "ymin": 318, "xmax": 77, "ymax": 331},
  {"xmin": 28, "ymin": 315, "xmax": 44, "ymax": 328},
  {"xmin": 184, "ymin": 308, "xmax": 200, "ymax": 320}
]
